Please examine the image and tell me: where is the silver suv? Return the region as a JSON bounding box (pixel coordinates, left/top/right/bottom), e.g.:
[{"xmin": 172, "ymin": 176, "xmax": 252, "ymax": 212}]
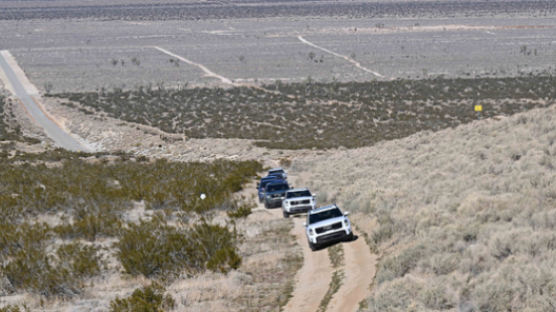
[
  {"xmin": 282, "ymin": 188, "xmax": 316, "ymax": 218},
  {"xmin": 304, "ymin": 204, "xmax": 353, "ymax": 251}
]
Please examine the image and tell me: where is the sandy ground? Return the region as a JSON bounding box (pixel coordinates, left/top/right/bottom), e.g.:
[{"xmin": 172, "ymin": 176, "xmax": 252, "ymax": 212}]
[
  {"xmin": 327, "ymin": 235, "xmax": 376, "ymax": 312},
  {"xmin": 3, "ymin": 89, "xmax": 381, "ymax": 312},
  {"xmin": 283, "ymin": 216, "xmax": 333, "ymax": 312}
]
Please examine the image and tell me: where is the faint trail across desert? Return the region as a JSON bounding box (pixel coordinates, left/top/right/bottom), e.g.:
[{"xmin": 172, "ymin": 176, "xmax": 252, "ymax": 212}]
[
  {"xmin": 297, "ymin": 35, "xmax": 387, "ymax": 79},
  {"xmin": 282, "ymin": 171, "xmax": 377, "ymax": 312},
  {"xmin": 153, "ymin": 46, "xmax": 236, "ymax": 85}
]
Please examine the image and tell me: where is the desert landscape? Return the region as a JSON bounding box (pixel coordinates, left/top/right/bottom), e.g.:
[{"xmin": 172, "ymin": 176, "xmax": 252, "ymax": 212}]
[{"xmin": 1, "ymin": 0, "xmax": 555, "ymax": 311}]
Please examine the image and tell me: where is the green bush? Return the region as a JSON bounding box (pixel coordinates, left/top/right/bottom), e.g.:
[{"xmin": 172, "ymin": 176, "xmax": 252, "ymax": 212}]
[
  {"xmin": 0, "ymin": 222, "xmax": 103, "ymax": 297},
  {"xmin": 227, "ymin": 202, "xmax": 253, "ymax": 219},
  {"xmin": 56, "ymin": 243, "xmax": 103, "ymax": 279},
  {"xmin": 116, "ymin": 217, "xmax": 240, "ymax": 278},
  {"xmin": 0, "ymin": 154, "xmax": 261, "ymax": 223},
  {"xmin": 0, "ymin": 305, "xmax": 30, "ymax": 312},
  {"xmin": 110, "ymin": 283, "xmax": 175, "ymax": 312}
]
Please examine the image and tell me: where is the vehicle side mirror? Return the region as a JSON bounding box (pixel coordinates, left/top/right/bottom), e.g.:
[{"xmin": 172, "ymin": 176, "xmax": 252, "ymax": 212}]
[
  {"xmin": 344, "ymin": 211, "xmax": 350, "ymax": 216},
  {"xmin": 303, "ymin": 222, "xmax": 307, "ymax": 227},
  {"xmin": 312, "ymin": 194, "xmax": 317, "ymax": 198}
]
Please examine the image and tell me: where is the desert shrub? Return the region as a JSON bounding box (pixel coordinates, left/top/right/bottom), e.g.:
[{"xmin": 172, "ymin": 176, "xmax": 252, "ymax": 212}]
[
  {"xmin": 0, "ymin": 221, "xmax": 103, "ymax": 297},
  {"xmin": 116, "ymin": 217, "xmax": 240, "ymax": 277},
  {"xmin": 54, "ymin": 204, "xmax": 123, "ymax": 241},
  {"xmin": 116, "ymin": 217, "xmax": 194, "ymax": 277},
  {"xmin": 366, "ymin": 276, "xmax": 424, "ymax": 311},
  {"xmin": 0, "ymin": 305, "xmax": 29, "ymax": 312},
  {"xmin": 375, "ymin": 244, "xmax": 426, "ymax": 285},
  {"xmin": 56, "ymin": 243, "xmax": 103, "ymax": 279},
  {"xmin": 371, "ymin": 213, "xmax": 395, "ymax": 244},
  {"xmin": 226, "ymin": 202, "xmax": 253, "ymax": 219},
  {"xmin": 0, "ymin": 153, "xmax": 261, "ymax": 221},
  {"xmin": 109, "ymin": 283, "xmax": 175, "ymax": 312},
  {"xmin": 0, "ymin": 95, "xmax": 39, "ymax": 143},
  {"xmin": 190, "ymin": 222, "xmax": 241, "ymax": 273},
  {"xmin": 54, "ymin": 76, "xmax": 555, "ymax": 149}
]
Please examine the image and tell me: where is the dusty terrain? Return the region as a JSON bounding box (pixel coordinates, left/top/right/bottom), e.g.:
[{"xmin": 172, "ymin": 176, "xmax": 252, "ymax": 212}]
[
  {"xmin": 1, "ymin": 0, "xmax": 556, "ymax": 311},
  {"xmin": 293, "ymin": 105, "xmax": 556, "ymax": 310},
  {"xmin": 0, "ymin": 14, "xmax": 555, "ymax": 92}
]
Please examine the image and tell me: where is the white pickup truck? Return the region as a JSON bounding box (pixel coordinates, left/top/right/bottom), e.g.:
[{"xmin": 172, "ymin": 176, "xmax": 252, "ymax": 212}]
[
  {"xmin": 304, "ymin": 204, "xmax": 353, "ymax": 251},
  {"xmin": 281, "ymin": 188, "xmax": 316, "ymax": 218}
]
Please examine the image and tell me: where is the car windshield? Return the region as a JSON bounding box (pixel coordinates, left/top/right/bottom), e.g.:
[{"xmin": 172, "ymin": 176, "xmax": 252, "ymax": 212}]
[
  {"xmin": 260, "ymin": 179, "xmax": 280, "ymax": 189},
  {"xmin": 266, "ymin": 183, "xmax": 289, "ymax": 192},
  {"xmin": 308, "ymin": 208, "xmax": 343, "ymax": 224},
  {"xmin": 269, "ymin": 169, "xmax": 285, "ymax": 174},
  {"xmin": 286, "ymin": 190, "xmax": 311, "ymax": 198}
]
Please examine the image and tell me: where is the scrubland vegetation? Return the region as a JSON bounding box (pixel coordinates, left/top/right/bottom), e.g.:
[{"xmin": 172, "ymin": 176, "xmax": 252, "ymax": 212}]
[
  {"xmin": 0, "ymin": 149, "xmax": 261, "ymax": 308},
  {"xmin": 1, "ymin": 0, "xmax": 553, "ymax": 20},
  {"xmin": 295, "ymin": 105, "xmax": 556, "ymax": 311},
  {"xmin": 53, "ymin": 76, "xmax": 555, "ymax": 149},
  {"xmin": 0, "ymin": 95, "xmax": 38, "ymax": 144}
]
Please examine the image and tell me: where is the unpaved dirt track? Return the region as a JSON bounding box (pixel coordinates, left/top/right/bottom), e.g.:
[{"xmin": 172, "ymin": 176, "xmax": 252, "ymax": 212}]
[
  {"xmin": 283, "ymin": 216, "xmax": 334, "ymax": 312},
  {"xmin": 297, "ymin": 35, "xmax": 387, "ymax": 79},
  {"xmin": 0, "ymin": 50, "xmax": 92, "ymax": 152},
  {"xmin": 327, "ymin": 235, "xmax": 377, "ymax": 312},
  {"xmin": 282, "ymin": 172, "xmax": 377, "ymax": 312}
]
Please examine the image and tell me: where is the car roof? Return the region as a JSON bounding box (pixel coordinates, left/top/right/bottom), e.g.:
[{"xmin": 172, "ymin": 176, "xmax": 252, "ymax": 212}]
[
  {"xmin": 268, "ymin": 167, "xmax": 285, "ymax": 172},
  {"xmin": 308, "ymin": 204, "xmax": 339, "ymax": 214},
  {"xmin": 286, "ymin": 187, "xmax": 310, "ymax": 193},
  {"xmin": 266, "ymin": 180, "xmax": 288, "ymax": 186}
]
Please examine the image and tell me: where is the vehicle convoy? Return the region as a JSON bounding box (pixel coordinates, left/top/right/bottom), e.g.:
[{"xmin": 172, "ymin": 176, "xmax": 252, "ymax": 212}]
[
  {"xmin": 257, "ymin": 175, "xmax": 285, "ymax": 203},
  {"xmin": 305, "ymin": 204, "xmax": 353, "ymax": 251},
  {"xmin": 268, "ymin": 167, "xmax": 287, "ymax": 180},
  {"xmin": 264, "ymin": 180, "xmax": 290, "ymax": 208},
  {"xmin": 282, "ymin": 188, "xmax": 316, "ymax": 218}
]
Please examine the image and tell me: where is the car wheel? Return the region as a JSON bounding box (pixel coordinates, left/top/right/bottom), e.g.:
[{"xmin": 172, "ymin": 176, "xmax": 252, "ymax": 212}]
[
  {"xmin": 309, "ymin": 241, "xmax": 318, "ymax": 251},
  {"xmin": 264, "ymin": 201, "xmax": 270, "ymax": 209},
  {"xmin": 346, "ymin": 232, "xmax": 354, "ymax": 241},
  {"xmin": 283, "ymin": 210, "xmax": 289, "ymax": 218}
]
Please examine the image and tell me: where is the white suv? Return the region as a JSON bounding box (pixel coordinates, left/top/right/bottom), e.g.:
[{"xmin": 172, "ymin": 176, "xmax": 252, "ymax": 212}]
[
  {"xmin": 304, "ymin": 204, "xmax": 353, "ymax": 251},
  {"xmin": 282, "ymin": 188, "xmax": 316, "ymax": 218}
]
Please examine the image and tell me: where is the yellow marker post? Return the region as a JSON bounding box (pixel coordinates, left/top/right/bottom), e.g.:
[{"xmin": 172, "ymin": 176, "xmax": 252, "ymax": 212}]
[{"xmin": 474, "ymin": 104, "xmax": 483, "ymax": 112}]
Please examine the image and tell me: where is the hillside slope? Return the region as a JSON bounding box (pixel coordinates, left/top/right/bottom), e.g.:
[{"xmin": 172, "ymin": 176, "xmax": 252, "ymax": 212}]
[{"xmin": 294, "ymin": 105, "xmax": 556, "ymax": 311}]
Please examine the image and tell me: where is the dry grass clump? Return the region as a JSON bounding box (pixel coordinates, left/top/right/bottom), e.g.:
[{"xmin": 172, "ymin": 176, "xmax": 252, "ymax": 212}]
[
  {"xmin": 294, "ymin": 105, "xmax": 556, "ymax": 311},
  {"xmin": 52, "ymin": 76, "xmax": 555, "ymax": 149}
]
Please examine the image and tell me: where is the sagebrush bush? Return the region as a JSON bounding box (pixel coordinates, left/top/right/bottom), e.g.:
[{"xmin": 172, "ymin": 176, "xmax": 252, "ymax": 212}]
[
  {"xmin": 110, "ymin": 283, "xmax": 175, "ymax": 312},
  {"xmin": 53, "ymin": 76, "xmax": 555, "ymax": 149},
  {"xmin": 116, "ymin": 217, "xmax": 240, "ymax": 278},
  {"xmin": 0, "ymin": 153, "xmax": 261, "ymax": 223},
  {"xmin": 0, "ymin": 220, "xmax": 103, "ymax": 297},
  {"xmin": 0, "ymin": 305, "xmax": 29, "ymax": 312}
]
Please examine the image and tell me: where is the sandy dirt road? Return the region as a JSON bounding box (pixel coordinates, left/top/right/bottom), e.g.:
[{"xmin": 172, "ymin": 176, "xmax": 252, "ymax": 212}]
[
  {"xmin": 283, "ymin": 216, "xmax": 334, "ymax": 312},
  {"xmin": 327, "ymin": 234, "xmax": 377, "ymax": 312},
  {"xmin": 280, "ymin": 172, "xmax": 376, "ymax": 312},
  {"xmin": 0, "ymin": 50, "xmax": 92, "ymax": 152}
]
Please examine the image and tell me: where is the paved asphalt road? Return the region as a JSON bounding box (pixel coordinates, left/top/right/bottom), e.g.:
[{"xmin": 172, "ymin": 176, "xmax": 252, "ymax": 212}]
[{"xmin": 0, "ymin": 50, "xmax": 90, "ymax": 152}]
